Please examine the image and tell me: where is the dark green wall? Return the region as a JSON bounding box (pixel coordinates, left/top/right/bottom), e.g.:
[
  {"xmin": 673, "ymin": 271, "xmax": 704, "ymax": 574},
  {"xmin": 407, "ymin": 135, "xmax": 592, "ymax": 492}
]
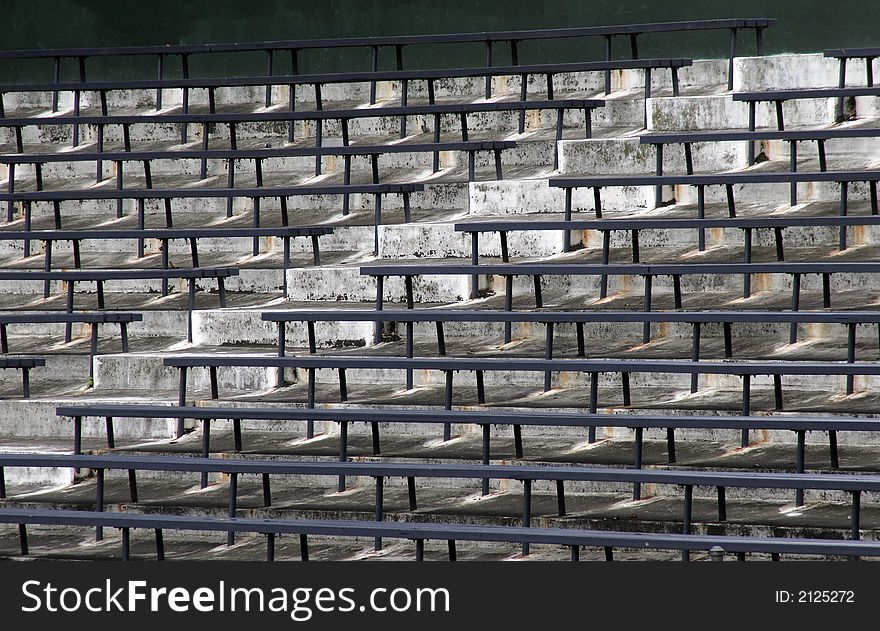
[{"xmin": 2, "ymin": 0, "xmax": 879, "ymax": 80}]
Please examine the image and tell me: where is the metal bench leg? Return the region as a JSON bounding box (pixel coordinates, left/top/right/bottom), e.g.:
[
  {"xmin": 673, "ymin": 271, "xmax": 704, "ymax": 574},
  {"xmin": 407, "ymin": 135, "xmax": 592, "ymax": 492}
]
[
  {"xmin": 789, "ymin": 274, "xmax": 801, "ymax": 344},
  {"xmin": 514, "ymin": 424, "xmax": 523, "ymax": 458},
  {"xmin": 727, "ymin": 28, "xmax": 738, "ymax": 91},
  {"xmin": 306, "ymin": 369, "xmax": 316, "ymax": 438},
  {"xmin": 73, "ymin": 416, "xmax": 82, "ymax": 455},
  {"xmin": 543, "ymin": 322, "xmax": 554, "ymax": 392},
  {"xmin": 603, "ymin": 35, "xmax": 612, "ymax": 94},
  {"xmin": 443, "ymin": 371, "xmax": 453, "ymax": 441},
  {"xmin": 338, "ymin": 422, "xmax": 348, "ymax": 492},
  {"xmin": 654, "ymin": 144, "xmax": 664, "ymax": 207},
  {"xmin": 839, "ymin": 182, "xmax": 849, "ymax": 251},
  {"xmin": 521, "ymin": 479, "xmax": 531, "ymax": 556},
  {"xmin": 741, "ymin": 375, "xmax": 751, "ymax": 447},
  {"xmin": 177, "ymin": 365, "xmax": 188, "ymax": 410},
  {"xmin": 837, "ymin": 58, "xmax": 847, "ymax": 121},
  {"xmin": 847, "ymin": 323, "xmax": 856, "ymax": 395},
  {"xmin": 227, "ymin": 473, "xmax": 237, "ymax": 546},
  {"xmin": 632, "ymin": 427, "xmax": 643, "ymax": 500},
  {"xmin": 481, "ymin": 424, "xmax": 491, "ymax": 496},
  {"xmin": 642, "ymin": 275, "xmax": 652, "ymax": 343},
  {"xmin": 851, "ymin": 491, "xmax": 861, "ymax": 560},
  {"xmin": 830, "ymin": 430, "xmax": 839, "ymax": 469},
  {"xmin": 371, "ymin": 421, "xmax": 381, "ymax": 455},
  {"xmin": 300, "ymin": 534, "xmax": 309, "ymax": 562},
  {"xmin": 121, "ymin": 528, "xmax": 130, "ymax": 561},
  {"xmin": 795, "ymin": 429, "xmax": 806, "ymax": 506},
  {"xmin": 588, "ymin": 372, "xmax": 599, "ymax": 443},
  {"xmin": 266, "ymin": 534, "xmax": 274, "ymax": 562},
  {"xmin": 690, "ymin": 322, "xmax": 701, "ymax": 393},
  {"xmin": 95, "ymin": 468, "xmax": 104, "ymax": 541},
  {"xmin": 682, "ymin": 485, "xmax": 693, "ymax": 561},
  {"xmin": 774, "ymin": 227, "xmax": 785, "ymax": 261},
  {"xmin": 234, "ymin": 420, "xmax": 242, "ymax": 452},
  {"xmin": 200, "ymin": 419, "xmax": 211, "ymax": 490},
  {"xmin": 743, "ymin": 229, "xmax": 752, "ymax": 297},
  {"xmin": 773, "ymin": 375, "xmax": 784, "ymax": 410},
  {"xmin": 667, "ymin": 427, "xmax": 677, "ymax": 464},
  {"xmin": 504, "ymin": 276, "xmax": 513, "ymax": 343},
  {"xmin": 18, "ymin": 524, "xmax": 28, "ymax": 556},
  {"xmin": 599, "ymin": 230, "xmax": 610, "ymax": 298}
]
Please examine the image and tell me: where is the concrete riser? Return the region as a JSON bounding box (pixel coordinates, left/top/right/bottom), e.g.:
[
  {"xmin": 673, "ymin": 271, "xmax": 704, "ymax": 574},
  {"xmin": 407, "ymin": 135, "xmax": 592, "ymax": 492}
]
[
  {"xmin": 2, "ymin": 141, "xmax": 560, "ymax": 191},
  {"xmin": 87, "ymin": 346, "xmax": 880, "ymax": 397},
  {"xmin": 0, "ymin": 267, "xmax": 283, "ymax": 295},
  {"xmin": 285, "ymin": 266, "xmax": 470, "ymax": 302},
  {"xmin": 192, "ymin": 305, "xmax": 880, "ymax": 348},
  {"xmin": 560, "ymin": 136, "xmax": 880, "ymax": 175},
  {"xmin": 8, "ymin": 187, "xmax": 468, "ymax": 224},
  {"xmin": 284, "ymin": 260, "xmax": 880, "ymax": 303},
  {"xmin": 470, "ymin": 174, "xmax": 880, "ymax": 215}
]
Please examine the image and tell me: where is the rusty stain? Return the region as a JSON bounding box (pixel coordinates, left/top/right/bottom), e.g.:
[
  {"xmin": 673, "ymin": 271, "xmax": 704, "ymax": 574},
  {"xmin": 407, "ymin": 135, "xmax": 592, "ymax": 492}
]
[
  {"xmin": 657, "ymin": 321, "xmax": 669, "ymax": 339},
  {"xmin": 754, "ymin": 273, "xmax": 771, "ymax": 293},
  {"xmin": 853, "ymin": 224, "xmax": 867, "ymax": 246}
]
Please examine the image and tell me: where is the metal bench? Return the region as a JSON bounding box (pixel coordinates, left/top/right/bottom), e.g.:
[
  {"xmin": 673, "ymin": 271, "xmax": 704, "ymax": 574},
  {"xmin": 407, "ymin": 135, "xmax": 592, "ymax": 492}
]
[
  {"xmin": 0, "ymin": 136, "xmax": 521, "ymax": 184},
  {"xmin": 0, "ymin": 226, "xmax": 332, "ymax": 292},
  {"xmin": 732, "ymin": 86, "xmax": 880, "ymax": 129},
  {"xmin": 0, "ymin": 356, "xmax": 44, "ymax": 398},
  {"xmin": 824, "ymin": 47, "xmax": 879, "ymax": 87},
  {"xmin": 0, "ymin": 18, "xmax": 773, "ymax": 109},
  {"xmin": 0, "ymin": 58, "xmax": 689, "ymax": 131},
  {"xmin": 639, "ymin": 127, "xmax": 880, "ymax": 197},
  {"xmin": 162, "ymin": 354, "xmax": 880, "ymax": 448},
  {"xmin": 824, "ymin": 48, "xmax": 880, "ymax": 119},
  {"xmin": 0, "ymin": 101, "xmax": 594, "ymax": 171},
  {"xmin": 548, "ymin": 170, "xmax": 880, "ymax": 217},
  {"xmin": 0, "ymin": 312, "xmax": 141, "ymax": 378},
  {"xmin": 359, "ymin": 261, "xmax": 880, "ymax": 337},
  {"xmin": 54, "ymin": 404, "xmax": 880, "ymax": 494},
  {"xmin": 455, "ymin": 215, "xmax": 880, "ymax": 277},
  {"xmin": 0, "ymin": 453, "xmax": 873, "ymax": 556},
  {"xmin": 0, "ymin": 182, "xmax": 422, "ymax": 255},
  {"xmin": 262, "ymin": 308, "xmax": 880, "ymax": 392},
  {"xmin": 0, "ymin": 268, "xmax": 238, "ymax": 341},
  {"xmin": 1, "ymin": 505, "xmax": 871, "ymax": 562}
]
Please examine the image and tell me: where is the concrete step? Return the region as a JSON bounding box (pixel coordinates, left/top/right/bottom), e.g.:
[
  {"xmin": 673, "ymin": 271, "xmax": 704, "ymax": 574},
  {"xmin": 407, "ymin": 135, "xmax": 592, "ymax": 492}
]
[
  {"xmin": 734, "ymin": 53, "xmax": 878, "ymax": 92},
  {"xmin": 648, "ymin": 93, "xmax": 837, "ymax": 132}
]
